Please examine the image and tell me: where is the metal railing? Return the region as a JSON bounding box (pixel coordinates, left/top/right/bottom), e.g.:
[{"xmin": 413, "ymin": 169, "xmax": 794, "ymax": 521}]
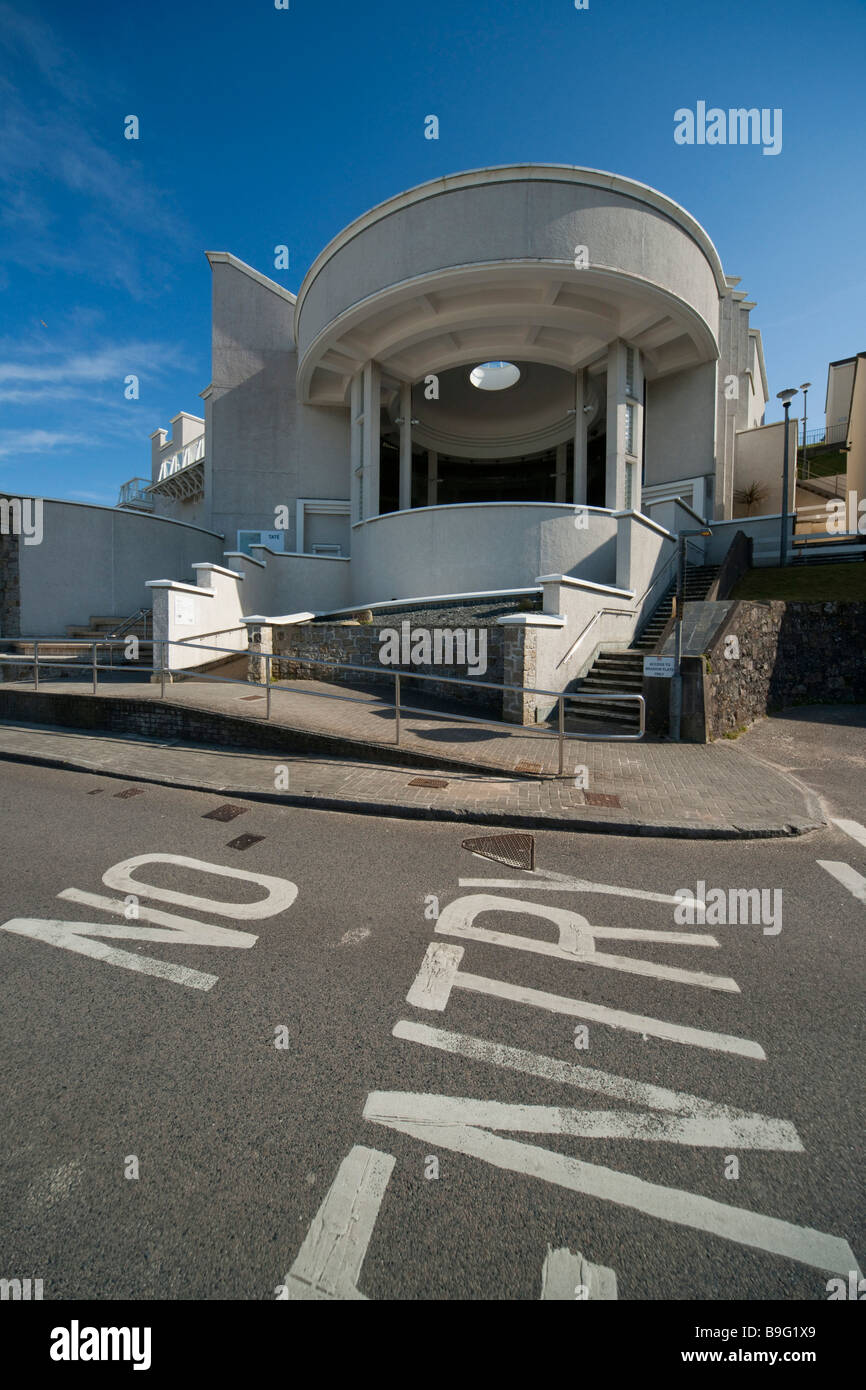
[
  {"xmin": 116, "ymin": 478, "xmax": 154, "ymax": 510},
  {"xmin": 558, "ymin": 538, "xmax": 707, "ymax": 667},
  {"xmin": 0, "ymin": 634, "xmax": 646, "ymax": 774},
  {"xmin": 801, "ymin": 423, "xmax": 848, "ymax": 449},
  {"xmin": 107, "ymin": 608, "xmax": 153, "ymax": 640}
]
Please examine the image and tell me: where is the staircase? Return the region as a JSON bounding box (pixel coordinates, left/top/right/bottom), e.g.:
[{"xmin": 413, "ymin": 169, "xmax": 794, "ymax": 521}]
[
  {"xmin": 6, "ymin": 611, "xmax": 153, "ymax": 679},
  {"xmin": 566, "ymin": 564, "xmax": 721, "ymax": 733}
]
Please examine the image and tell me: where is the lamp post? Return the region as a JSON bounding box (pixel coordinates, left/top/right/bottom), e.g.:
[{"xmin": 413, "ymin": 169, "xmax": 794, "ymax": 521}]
[
  {"xmin": 777, "ymin": 387, "xmax": 798, "ymax": 566},
  {"xmin": 800, "ymin": 381, "xmax": 811, "ymax": 478},
  {"xmin": 669, "ymin": 525, "xmax": 713, "ymax": 742}
]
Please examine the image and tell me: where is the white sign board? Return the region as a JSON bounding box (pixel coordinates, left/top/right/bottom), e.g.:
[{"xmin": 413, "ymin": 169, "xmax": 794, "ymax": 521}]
[
  {"xmin": 643, "ymin": 656, "xmax": 675, "ymax": 678},
  {"xmin": 174, "ymin": 594, "xmax": 196, "ymax": 627}
]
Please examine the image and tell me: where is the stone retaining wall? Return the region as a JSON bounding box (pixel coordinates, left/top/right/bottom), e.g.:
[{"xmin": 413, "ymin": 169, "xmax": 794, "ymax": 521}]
[
  {"xmin": 270, "ymin": 620, "xmax": 507, "ymax": 716},
  {"xmin": 0, "ymin": 532, "xmax": 21, "ymax": 639},
  {"xmin": 702, "ymin": 600, "xmax": 866, "ymax": 738}
]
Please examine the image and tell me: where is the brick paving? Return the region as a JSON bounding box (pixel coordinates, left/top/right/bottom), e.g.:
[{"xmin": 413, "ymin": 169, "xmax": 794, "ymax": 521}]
[{"xmin": 0, "ymin": 672, "xmax": 826, "ymax": 836}]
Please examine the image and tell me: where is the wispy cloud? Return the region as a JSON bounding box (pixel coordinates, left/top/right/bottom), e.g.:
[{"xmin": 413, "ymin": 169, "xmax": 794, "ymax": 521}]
[
  {"xmin": 0, "ymin": 4, "xmax": 193, "ymax": 298},
  {"xmin": 0, "ymin": 428, "xmax": 89, "ymax": 460},
  {"xmin": 0, "ymin": 341, "xmax": 186, "ymax": 386}
]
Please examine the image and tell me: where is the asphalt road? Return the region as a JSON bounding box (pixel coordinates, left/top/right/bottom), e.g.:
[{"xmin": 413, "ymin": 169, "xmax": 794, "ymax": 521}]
[{"xmin": 0, "ymin": 743, "xmax": 863, "ymax": 1303}]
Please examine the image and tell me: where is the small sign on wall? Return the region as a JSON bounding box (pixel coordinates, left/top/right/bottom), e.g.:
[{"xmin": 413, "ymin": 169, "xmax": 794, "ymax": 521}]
[
  {"xmin": 174, "ymin": 594, "xmax": 196, "ymax": 626},
  {"xmin": 643, "ymin": 656, "xmax": 676, "ymax": 678}
]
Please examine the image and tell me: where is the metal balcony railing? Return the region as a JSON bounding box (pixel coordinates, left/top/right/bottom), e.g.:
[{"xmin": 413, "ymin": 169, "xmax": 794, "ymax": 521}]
[{"xmin": 117, "ymin": 478, "xmax": 154, "ymax": 509}]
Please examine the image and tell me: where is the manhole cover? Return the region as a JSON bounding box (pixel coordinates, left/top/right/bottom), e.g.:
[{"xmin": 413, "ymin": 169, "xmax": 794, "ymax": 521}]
[
  {"xmin": 226, "ymin": 833, "xmax": 265, "ymax": 851},
  {"xmin": 409, "ymin": 777, "xmax": 449, "ymax": 788},
  {"xmin": 203, "ymin": 804, "xmax": 248, "ymax": 822},
  {"xmin": 584, "ymin": 792, "xmax": 621, "ymax": 808},
  {"xmin": 113, "ymin": 787, "xmax": 144, "ymax": 799},
  {"xmin": 462, "ymin": 833, "xmax": 535, "ymax": 870},
  {"xmin": 514, "ymin": 760, "xmax": 542, "ymax": 775}
]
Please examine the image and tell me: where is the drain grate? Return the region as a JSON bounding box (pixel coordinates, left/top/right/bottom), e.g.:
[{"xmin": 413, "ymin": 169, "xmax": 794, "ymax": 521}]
[
  {"xmin": 514, "ymin": 760, "xmax": 542, "ymax": 775},
  {"xmin": 114, "ymin": 787, "xmax": 144, "ymax": 799},
  {"xmin": 462, "ymin": 833, "xmax": 535, "ymax": 871},
  {"xmin": 408, "ymin": 777, "xmax": 449, "ymax": 789},
  {"xmin": 584, "ymin": 792, "xmax": 621, "ymax": 808},
  {"xmin": 203, "ymin": 804, "xmax": 248, "ymax": 822},
  {"xmin": 241, "ymin": 695, "xmax": 265, "ymax": 701},
  {"xmin": 226, "ymin": 833, "xmax": 265, "ymax": 851}
]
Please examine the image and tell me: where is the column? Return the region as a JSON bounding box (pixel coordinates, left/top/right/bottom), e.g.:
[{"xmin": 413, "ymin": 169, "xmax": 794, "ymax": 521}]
[
  {"xmin": 350, "ymin": 370, "xmax": 363, "ymax": 525},
  {"xmin": 572, "ymin": 369, "xmax": 587, "ymax": 505},
  {"xmin": 427, "ymin": 451, "xmax": 438, "ymax": 506},
  {"xmin": 605, "ymin": 340, "xmax": 627, "ymax": 511},
  {"xmin": 362, "ymin": 362, "xmax": 381, "ymax": 520},
  {"xmin": 554, "ymin": 442, "xmax": 568, "ymax": 503},
  {"xmin": 399, "ymin": 381, "xmax": 412, "ymax": 511}
]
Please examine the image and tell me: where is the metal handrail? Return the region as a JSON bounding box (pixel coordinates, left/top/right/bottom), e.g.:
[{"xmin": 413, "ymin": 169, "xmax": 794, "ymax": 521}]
[
  {"xmin": 107, "ymin": 608, "xmax": 153, "ymax": 640},
  {"xmin": 1, "ymin": 633, "xmax": 646, "ymax": 769}
]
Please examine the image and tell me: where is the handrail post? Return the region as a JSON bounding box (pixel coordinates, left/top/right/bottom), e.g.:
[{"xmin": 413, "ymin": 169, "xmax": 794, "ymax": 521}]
[
  {"xmin": 557, "ymin": 694, "xmax": 565, "ymax": 776},
  {"xmin": 266, "ymin": 652, "xmax": 271, "ymax": 720},
  {"xmin": 33, "ymin": 639, "xmax": 39, "ymax": 691},
  {"xmin": 160, "ymin": 640, "xmax": 167, "ymax": 699},
  {"xmin": 92, "ymin": 642, "xmax": 98, "ymax": 694},
  {"xmin": 395, "ymin": 672, "xmax": 401, "ymax": 745}
]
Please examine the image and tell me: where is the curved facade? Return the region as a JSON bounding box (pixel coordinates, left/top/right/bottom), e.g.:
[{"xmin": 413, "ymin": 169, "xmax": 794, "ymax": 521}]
[{"xmin": 144, "ymin": 164, "xmax": 768, "ymax": 612}]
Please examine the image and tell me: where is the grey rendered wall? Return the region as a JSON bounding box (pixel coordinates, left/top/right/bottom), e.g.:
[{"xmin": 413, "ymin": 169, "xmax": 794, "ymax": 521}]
[
  {"xmin": 209, "ymin": 260, "xmax": 299, "ymax": 547},
  {"xmin": 297, "ymin": 404, "xmax": 351, "ymax": 533},
  {"xmin": 348, "ymin": 504, "xmax": 618, "ymax": 606},
  {"xmin": 644, "ymin": 363, "xmax": 716, "ymax": 485},
  {"xmin": 15, "ymin": 501, "xmax": 224, "ymax": 635},
  {"xmin": 297, "ymin": 176, "xmax": 721, "ymax": 363}
]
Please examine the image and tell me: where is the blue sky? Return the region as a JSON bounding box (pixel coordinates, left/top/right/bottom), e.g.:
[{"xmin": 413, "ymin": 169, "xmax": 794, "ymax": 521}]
[{"xmin": 1, "ymin": 0, "xmax": 864, "ymax": 504}]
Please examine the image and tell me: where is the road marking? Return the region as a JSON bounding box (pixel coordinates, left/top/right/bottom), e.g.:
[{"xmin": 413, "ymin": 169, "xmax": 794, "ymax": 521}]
[
  {"xmin": 0, "ymin": 919, "xmax": 219, "ymax": 991},
  {"xmin": 406, "ymin": 943, "xmax": 765, "ymax": 1059},
  {"xmin": 392, "ymin": 1021, "xmax": 801, "ymax": 1151},
  {"xmin": 280, "ymin": 1146, "xmax": 394, "ymax": 1300},
  {"xmin": 435, "ymin": 894, "xmax": 738, "ymax": 993},
  {"xmin": 102, "ymin": 853, "xmax": 298, "ymax": 919},
  {"xmin": 0, "ymin": 853, "xmax": 300, "ymax": 990},
  {"xmin": 366, "ymin": 1089, "xmax": 799, "ymax": 1149},
  {"xmin": 832, "ymin": 819, "xmax": 866, "ymax": 851},
  {"xmin": 817, "ymin": 861, "xmax": 866, "ymax": 903},
  {"xmin": 458, "ymin": 869, "xmax": 703, "ymax": 910},
  {"xmin": 363, "ymin": 1094, "xmax": 859, "ymax": 1279},
  {"xmin": 58, "ymin": 890, "xmax": 258, "ymax": 947},
  {"xmin": 541, "ymin": 1246, "xmax": 618, "ymax": 1300}
]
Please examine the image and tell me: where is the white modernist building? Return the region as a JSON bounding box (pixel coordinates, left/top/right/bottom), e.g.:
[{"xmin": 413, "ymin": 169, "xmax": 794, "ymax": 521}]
[
  {"xmin": 137, "ymin": 165, "xmax": 773, "ymax": 611},
  {"xmin": 5, "ymin": 166, "xmax": 788, "ymax": 654}
]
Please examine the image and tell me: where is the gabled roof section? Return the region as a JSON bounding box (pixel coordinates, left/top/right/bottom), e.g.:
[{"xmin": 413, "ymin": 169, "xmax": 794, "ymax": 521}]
[{"xmin": 205, "ymin": 251, "xmax": 296, "ymax": 306}]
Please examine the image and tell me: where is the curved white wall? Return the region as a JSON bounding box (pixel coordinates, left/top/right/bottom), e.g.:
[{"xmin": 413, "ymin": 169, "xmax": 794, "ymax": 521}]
[
  {"xmin": 348, "ymin": 503, "xmax": 618, "ymax": 606},
  {"xmin": 296, "ymin": 168, "xmax": 722, "ymax": 374},
  {"xmin": 15, "ymin": 500, "xmax": 224, "ymax": 636}
]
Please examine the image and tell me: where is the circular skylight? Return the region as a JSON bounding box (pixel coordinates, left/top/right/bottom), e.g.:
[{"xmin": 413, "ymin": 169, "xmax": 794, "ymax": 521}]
[{"xmin": 469, "ymin": 360, "xmax": 521, "ymax": 391}]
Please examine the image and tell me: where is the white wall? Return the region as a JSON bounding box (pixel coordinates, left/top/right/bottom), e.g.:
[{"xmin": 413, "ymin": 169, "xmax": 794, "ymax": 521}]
[
  {"xmin": 349, "ymin": 503, "xmax": 619, "ymax": 606},
  {"xmin": 733, "ymin": 420, "xmax": 797, "ymax": 517},
  {"xmin": 15, "ymin": 499, "xmax": 224, "ymax": 636}
]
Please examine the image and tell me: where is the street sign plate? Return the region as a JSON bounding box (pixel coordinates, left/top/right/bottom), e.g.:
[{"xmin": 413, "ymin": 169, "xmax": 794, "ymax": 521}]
[{"xmin": 643, "ymin": 656, "xmax": 676, "ymax": 678}]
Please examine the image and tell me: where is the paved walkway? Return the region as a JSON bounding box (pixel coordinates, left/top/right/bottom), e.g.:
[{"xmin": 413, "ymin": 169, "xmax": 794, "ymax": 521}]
[{"xmin": 0, "ymin": 676, "xmax": 826, "ymax": 837}]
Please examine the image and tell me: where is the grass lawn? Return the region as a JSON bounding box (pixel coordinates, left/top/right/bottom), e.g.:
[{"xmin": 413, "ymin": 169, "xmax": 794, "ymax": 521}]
[{"xmin": 730, "ymin": 563, "xmax": 866, "ymax": 601}]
